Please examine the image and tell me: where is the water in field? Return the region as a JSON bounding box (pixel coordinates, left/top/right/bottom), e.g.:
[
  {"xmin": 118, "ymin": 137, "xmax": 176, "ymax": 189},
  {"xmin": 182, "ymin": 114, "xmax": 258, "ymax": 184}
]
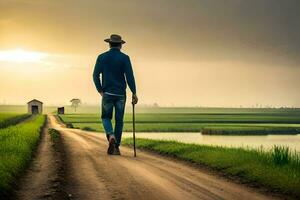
[{"xmin": 122, "ymin": 132, "xmax": 300, "ymax": 152}]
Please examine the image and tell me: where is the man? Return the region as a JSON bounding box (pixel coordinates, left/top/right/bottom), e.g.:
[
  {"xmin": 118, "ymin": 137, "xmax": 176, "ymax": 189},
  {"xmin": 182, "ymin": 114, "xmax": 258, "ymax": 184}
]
[{"xmin": 93, "ymin": 34, "xmax": 138, "ymax": 155}]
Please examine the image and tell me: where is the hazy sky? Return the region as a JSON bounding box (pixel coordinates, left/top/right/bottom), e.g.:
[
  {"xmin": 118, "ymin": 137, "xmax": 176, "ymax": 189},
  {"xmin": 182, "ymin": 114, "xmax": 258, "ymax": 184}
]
[{"xmin": 0, "ymin": 0, "xmax": 300, "ymax": 107}]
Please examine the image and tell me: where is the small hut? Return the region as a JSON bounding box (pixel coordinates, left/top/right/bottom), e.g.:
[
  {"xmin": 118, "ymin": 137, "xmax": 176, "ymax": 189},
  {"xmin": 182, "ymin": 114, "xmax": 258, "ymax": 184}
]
[
  {"xmin": 27, "ymin": 99, "xmax": 43, "ymax": 114},
  {"xmin": 57, "ymin": 107, "xmax": 65, "ymax": 115}
]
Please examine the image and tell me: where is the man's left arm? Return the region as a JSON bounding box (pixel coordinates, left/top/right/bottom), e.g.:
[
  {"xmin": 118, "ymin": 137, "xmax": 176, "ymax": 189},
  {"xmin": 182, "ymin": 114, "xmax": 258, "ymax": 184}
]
[
  {"xmin": 124, "ymin": 56, "xmax": 136, "ymax": 95},
  {"xmin": 124, "ymin": 56, "xmax": 138, "ymax": 104}
]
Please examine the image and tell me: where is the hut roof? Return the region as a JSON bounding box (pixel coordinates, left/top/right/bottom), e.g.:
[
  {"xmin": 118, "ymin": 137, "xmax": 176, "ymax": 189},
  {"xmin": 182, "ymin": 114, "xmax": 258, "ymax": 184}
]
[{"xmin": 27, "ymin": 99, "xmax": 43, "ymax": 104}]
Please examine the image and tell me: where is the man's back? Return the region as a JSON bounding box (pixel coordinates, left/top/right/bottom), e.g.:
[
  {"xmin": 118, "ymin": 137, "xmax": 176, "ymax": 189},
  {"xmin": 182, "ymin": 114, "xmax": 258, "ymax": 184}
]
[
  {"xmin": 93, "ymin": 34, "xmax": 138, "ymax": 155},
  {"xmin": 93, "ymin": 48, "xmax": 136, "ymax": 96}
]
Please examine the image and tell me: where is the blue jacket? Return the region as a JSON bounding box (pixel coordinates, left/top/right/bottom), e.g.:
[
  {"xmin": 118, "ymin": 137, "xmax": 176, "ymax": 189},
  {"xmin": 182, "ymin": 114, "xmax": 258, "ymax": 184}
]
[{"xmin": 93, "ymin": 48, "xmax": 136, "ymax": 95}]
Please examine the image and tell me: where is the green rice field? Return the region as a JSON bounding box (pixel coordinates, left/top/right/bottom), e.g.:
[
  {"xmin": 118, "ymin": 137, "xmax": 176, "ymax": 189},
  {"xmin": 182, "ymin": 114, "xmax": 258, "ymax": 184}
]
[
  {"xmin": 0, "ymin": 113, "xmax": 31, "ymax": 129},
  {"xmin": 0, "ymin": 115, "xmax": 45, "ymax": 197},
  {"xmin": 58, "ymin": 108, "xmax": 300, "ymax": 134}
]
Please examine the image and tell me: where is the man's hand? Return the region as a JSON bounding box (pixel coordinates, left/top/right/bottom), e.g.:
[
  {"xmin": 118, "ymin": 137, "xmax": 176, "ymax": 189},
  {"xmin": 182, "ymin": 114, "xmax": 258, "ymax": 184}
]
[
  {"xmin": 132, "ymin": 94, "xmax": 138, "ymax": 105},
  {"xmin": 99, "ymin": 91, "xmax": 104, "ymax": 97}
]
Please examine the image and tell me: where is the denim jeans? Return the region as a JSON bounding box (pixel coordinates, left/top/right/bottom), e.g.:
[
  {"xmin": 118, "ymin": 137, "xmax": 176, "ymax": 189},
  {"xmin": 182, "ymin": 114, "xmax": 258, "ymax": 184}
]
[{"xmin": 101, "ymin": 93, "xmax": 126, "ymax": 147}]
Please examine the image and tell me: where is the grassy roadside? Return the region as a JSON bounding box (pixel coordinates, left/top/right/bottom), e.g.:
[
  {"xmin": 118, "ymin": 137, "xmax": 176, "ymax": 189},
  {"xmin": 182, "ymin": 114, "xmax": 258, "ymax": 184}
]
[
  {"xmin": 0, "ymin": 113, "xmax": 31, "ymax": 129},
  {"xmin": 48, "ymin": 128, "xmax": 60, "ymax": 142},
  {"xmin": 123, "ymin": 138, "xmax": 300, "ymax": 199},
  {"xmin": 47, "ymin": 128, "xmax": 69, "ymax": 199},
  {"xmin": 0, "ymin": 115, "xmax": 46, "ymax": 197}
]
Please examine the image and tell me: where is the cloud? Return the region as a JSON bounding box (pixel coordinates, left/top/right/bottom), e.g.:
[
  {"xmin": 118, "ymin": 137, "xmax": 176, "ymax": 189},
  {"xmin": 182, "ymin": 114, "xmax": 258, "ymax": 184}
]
[
  {"xmin": 0, "ymin": 0, "xmax": 299, "ymax": 67},
  {"xmin": 1, "ymin": 0, "xmax": 300, "ymax": 106}
]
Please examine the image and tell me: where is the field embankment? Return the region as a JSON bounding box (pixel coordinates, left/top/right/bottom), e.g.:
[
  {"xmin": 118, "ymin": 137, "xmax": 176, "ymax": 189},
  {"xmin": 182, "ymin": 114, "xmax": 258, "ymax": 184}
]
[
  {"xmin": 202, "ymin": 126, "xmax": 300, "ymax": 135},
  {"xmin": 123, "ymin": 138, "xmax": 300, "ymax": 199},
  {"xmin": 58, "ymin": 111, "xmax": 300, "ymax": 134},
  {"xmin": 0, "ymin": 113, "xmax": 31, "ymax": 129},
  {"xmin": 0, "ymin": 115, "xmax": 46, "ymax": 198}
]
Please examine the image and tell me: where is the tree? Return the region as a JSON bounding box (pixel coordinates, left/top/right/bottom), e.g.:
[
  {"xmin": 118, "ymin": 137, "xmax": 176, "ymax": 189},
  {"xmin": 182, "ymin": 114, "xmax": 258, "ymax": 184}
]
[{"xmin": 70, "ymin": 98, "xmax": 81, "ymax": 112}]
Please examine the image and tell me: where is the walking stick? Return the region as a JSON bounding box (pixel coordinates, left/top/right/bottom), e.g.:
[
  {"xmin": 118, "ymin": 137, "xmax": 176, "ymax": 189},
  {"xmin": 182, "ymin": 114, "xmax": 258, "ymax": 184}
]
[{"xmin": 132, "ymin": 103, "xmax": 136, "ymax": 157}]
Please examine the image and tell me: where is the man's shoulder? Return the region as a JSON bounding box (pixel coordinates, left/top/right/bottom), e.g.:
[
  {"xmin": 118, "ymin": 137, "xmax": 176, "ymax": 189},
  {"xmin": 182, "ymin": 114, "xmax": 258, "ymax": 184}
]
[
  {"xmin": 118, "ymin": 50, "xmax": 128, "ymax": 56},
  {"xmin": 119, "ymin": 51, "xmax": 130, "ymax": 60},
  {"xmin": 97, "ymin": 51, "xmax": 110, "ymax": 59},
  {"xmin": 98, "ymin": 50, "xmax": 129, "ymax": 60}
]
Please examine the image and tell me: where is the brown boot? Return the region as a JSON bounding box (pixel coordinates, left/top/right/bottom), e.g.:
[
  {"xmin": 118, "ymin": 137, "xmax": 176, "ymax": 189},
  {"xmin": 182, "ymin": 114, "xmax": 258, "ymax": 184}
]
[{"xmin": 107, "ymin": 135, "xmax": 116, "ymax": 155}]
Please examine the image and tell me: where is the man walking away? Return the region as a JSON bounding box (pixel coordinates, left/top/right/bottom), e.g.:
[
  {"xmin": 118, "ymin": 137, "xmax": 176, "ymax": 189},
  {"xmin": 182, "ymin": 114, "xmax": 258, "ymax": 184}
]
[{"xmin": 93, "ymin": 34, "xmax": 138, "ymax": 155}]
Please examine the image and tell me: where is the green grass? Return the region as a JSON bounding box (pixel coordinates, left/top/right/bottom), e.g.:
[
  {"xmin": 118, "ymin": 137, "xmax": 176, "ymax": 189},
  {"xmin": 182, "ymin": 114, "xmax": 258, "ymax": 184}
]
[
  {"xmin": 58, "ymin": 110, "xmax": 300, "ymax": 134},
  {"xmin": 59, "ymin": 112, "xmax": 300, "ymax": 123},
  {"xmin": 0, "ymin": 113, "xmax": 31, "ymax": 129},
  {"xmin": 123, "ymin": 138, "xmax": 300, "ymax": 198},
  {"xmin": 69, "ymin": 122, "xmax": 300, "ymax": 134},
  {"xmin": 0, "ymin": 115, "xmax": 46, "ymax": 197},
  {"xmin": 70, "ymin": 122, "xmax": 210, "ymax": 132},
  {"xmin": 48, "ymin": 128, "xmax": 60, "ymax": 142}
]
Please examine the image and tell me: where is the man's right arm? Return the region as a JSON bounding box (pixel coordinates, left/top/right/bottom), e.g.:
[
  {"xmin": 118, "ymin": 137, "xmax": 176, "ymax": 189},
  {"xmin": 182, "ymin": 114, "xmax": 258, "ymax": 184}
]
[{"xmin": 93, "ymin": 56, "xmax": 103, "ymax": 95}]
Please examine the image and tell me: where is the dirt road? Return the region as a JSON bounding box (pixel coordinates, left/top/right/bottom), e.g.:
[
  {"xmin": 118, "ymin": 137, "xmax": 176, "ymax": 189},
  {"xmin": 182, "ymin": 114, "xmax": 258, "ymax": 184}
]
[
  {"xmin": 44, "ymin": 115, "xmax": 277, "ymax": 200},
  {"xmin": 15, "ymin": 117, "xmax": 65, "ymax": 200}
]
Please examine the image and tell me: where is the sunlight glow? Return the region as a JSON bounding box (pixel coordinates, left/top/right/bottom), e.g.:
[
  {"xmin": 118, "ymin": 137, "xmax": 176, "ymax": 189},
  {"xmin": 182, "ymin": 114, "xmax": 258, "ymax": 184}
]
[{"xmin": 0, "ymin": 49, "xmax": 48, "ymax": 63}]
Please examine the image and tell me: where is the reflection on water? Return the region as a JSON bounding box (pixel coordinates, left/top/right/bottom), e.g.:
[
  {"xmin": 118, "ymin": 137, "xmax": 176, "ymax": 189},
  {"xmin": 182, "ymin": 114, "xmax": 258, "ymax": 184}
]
[{"xmin": 122, "ymin": 132, "xmax": 300, "ymax": 152}]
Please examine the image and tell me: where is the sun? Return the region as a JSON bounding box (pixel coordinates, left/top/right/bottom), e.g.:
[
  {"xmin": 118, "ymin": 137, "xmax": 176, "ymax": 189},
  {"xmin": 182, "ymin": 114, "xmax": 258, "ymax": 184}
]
[{"xmin": 0, "ymin": 49, "xmax": 47, "ymax": 63}]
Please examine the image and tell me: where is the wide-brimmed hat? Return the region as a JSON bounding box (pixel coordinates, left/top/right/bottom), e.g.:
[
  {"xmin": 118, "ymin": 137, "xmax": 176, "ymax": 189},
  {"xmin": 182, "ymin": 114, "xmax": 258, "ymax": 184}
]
[{"xmin": 104, "ymin": 34, "xmax": 126, "ymax": 44}]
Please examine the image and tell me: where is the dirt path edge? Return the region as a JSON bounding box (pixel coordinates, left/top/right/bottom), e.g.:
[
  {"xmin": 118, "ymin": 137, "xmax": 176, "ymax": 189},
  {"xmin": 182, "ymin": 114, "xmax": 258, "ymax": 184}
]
[{"xmin": 12, "ymin": 116, "xmax": 69, "ymax": 200}]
